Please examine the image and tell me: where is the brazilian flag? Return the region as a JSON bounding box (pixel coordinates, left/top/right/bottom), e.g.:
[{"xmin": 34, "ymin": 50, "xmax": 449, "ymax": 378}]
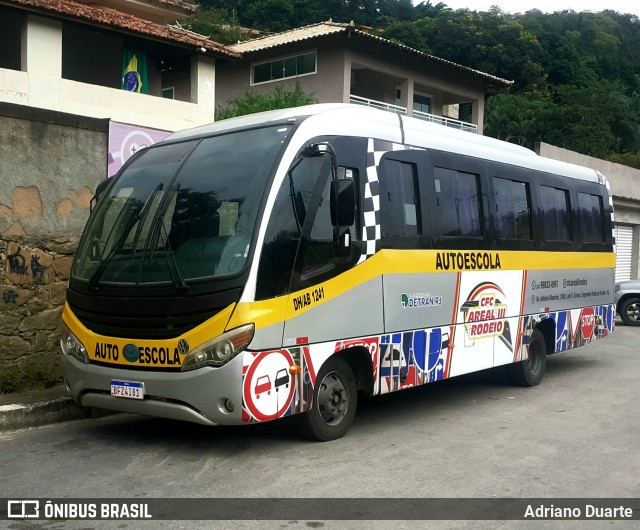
[{"xmin": 121, "ymin": 45, "xmax": 148, "ymax": 94}]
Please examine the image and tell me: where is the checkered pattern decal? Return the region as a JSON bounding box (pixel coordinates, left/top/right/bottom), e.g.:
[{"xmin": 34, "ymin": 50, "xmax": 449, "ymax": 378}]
[
  {"xmin": 358, "ymin": 138, "xmax": 407, "ymax": 264},
  {"xmin": 602, "ymin": 172, "xmax": 616, "ymax": 252}
]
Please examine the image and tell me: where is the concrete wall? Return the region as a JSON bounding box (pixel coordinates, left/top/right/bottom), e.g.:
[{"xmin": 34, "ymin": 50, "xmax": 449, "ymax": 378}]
[
  {"xmin": 537, "ymin": 142, "xmax": 640, "ymax": 203},
  {"xmin": 0, "ymin": 104, "xmax": 108, "ymax": 237},
  {"xmin": 0, "ymin": 103, "xmax": 108, "ymax": 392}
]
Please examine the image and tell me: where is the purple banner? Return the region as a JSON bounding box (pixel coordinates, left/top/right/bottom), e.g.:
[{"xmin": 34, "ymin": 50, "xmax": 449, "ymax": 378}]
[{"xmin": 107, "ymin": 121, "xmax": 170, "ymax": 177}]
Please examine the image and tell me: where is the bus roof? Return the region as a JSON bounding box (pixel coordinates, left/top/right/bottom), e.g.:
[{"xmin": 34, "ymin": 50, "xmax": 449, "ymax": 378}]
[{"xmin": 165, "ymin": 104, "xmax": 600, "ymax": 183}]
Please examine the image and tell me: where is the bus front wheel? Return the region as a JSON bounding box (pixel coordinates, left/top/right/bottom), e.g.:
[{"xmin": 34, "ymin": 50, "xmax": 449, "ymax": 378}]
[
  {"xmin": 508, "ymin": 329, "xmax": 547, "ymax": 387},
  {"xmin": 297, "ymin": 356, "xmax": 357, "ymax": 441}
]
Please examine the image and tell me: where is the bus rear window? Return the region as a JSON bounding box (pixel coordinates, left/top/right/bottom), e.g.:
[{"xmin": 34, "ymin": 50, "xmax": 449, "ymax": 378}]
[{"xmin": 578, "ymin": 192, "xmax": 605, "ymax": 243}]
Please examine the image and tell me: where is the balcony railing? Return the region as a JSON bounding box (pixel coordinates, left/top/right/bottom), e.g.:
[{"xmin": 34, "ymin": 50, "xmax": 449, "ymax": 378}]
[
  {"xmin": 412, "ymin": 109, "xmax": 478, "ymax": 133},
  {"xmin": 350, "ymin": 94, "xmax": 477, "ymax": 133},
  {"xmin": 350, "ymin": 95, "xmax": 407, "ymax": 115}
]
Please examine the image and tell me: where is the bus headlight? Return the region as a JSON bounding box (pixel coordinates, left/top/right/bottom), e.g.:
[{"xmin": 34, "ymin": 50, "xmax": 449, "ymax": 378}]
[
  {"xmin": 60, "ymin": 322, "xmax": 89, "ymax": 364},
  {"xmin": 181, "ymin": 324, "xmax": 254, "ymax": 371}
]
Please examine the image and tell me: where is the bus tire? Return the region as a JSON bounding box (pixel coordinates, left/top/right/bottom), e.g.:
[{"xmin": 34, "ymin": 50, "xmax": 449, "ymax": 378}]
[
  {"xmin": 619, "ymin": 297, "xmax": 640, "ymax": 326},
  {"xmin": 296, "ymin": 356, "xmax": 357, "ymax": 441},
  {"xmin": 507, "ymin": 329, "xmax": 546, "ymax": 387}
]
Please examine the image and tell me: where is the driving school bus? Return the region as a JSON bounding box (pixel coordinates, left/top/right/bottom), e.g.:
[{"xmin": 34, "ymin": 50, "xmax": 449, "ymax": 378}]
[{"xmin": 61, "ymin": 104, "xmax": 615, "ymax": 440}]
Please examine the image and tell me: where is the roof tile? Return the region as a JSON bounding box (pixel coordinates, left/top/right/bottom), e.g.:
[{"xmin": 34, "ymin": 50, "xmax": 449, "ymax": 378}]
[{"xmin": 3, "ymin": 0, "xmax": 237, "ymax": 58}]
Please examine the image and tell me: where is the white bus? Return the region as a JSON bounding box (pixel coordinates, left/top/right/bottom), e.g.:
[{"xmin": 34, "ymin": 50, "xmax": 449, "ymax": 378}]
[{"xmin": 61, "ymin": 104, "xmax": 615, "ymax": 440}]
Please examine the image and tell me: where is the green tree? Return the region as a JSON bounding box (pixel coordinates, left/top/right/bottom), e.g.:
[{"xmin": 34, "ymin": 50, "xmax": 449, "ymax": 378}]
[
  {"xmin": 484, "ymin": 93, "xmax": 551, "ymax": 148},
  {"xmin": 181, "ymin": 8, "xmax": 248, "ymax": 45},
  {"xmin": 484, "ymin": 81, "xmax": 640, "ymax": 159},
  {"xmin": 383, "ymin": 20, "xmax": 429, "ymax": 51},
  {"xmin": 215, "ymin": 81, "xmax": 317, "ymax": 120},
  {"xmin": 607, "ymin": 152, "xmax": 640, "ymax": 170}
]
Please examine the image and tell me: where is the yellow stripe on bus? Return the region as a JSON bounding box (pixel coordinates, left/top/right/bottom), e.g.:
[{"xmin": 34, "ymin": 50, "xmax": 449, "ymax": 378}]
[{"xmin": 229, "ymin": 249, "xmax": 615, "ymax": 328}]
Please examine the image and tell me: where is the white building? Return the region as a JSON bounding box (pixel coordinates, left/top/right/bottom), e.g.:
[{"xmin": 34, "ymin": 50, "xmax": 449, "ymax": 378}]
[{"xmin": 0, "ymin": 0, "xmax": 237, "ymax": 131}]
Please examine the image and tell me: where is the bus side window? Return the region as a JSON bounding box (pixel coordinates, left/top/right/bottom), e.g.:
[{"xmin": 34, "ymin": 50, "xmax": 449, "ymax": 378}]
[
  {"xmin": 539, "ymin": 185, "xmax": 572, "ymax": 242},
  {"xmin": 255, "ymin": 157, "xmax": 324, "ymax": 300},
  {"xmin": 292, "ymin": 167, "xmax": 360, "ymax": 290},
  {"xmin": 577, "ymin": 192, "xmax": 606, "ymax": 243},
  {"xmin": 493, "ymin": 177, "xmax": 532, "ymax": 240},
  {"xmin": 379, "ymin": 160, "xmax": 421, "ymax": 238},
  {"xmin": 434, "ymin": 167, "xmax": 482, "ymax": 238}
]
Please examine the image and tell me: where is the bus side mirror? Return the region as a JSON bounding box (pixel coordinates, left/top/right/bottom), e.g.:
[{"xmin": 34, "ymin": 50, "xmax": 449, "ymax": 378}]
[
  {"xmin": 330, "ymin": 179, "xmax": 355, "ymax": 227},
  {"xmin": 95, "ymin": 179, "xmax": 110, "ymax": 200},
  {"xmin": 91, "ymin": 179, "xmax": 110, "ymax": 213}
]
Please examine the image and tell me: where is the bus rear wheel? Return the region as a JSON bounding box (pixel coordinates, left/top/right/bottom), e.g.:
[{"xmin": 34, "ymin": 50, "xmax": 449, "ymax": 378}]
[
  {"xmin": 508, "ymin": 329, "xmax": 547, "ymax": 387},
  {"xmin": 297, "ymin": 356, "xmax": 357, "ymax": 441}
]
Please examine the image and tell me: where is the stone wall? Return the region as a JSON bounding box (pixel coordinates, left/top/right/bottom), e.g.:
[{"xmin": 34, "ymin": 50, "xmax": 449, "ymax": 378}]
[
  {"xmin": 0, "ymin": 103, "xmax": 108, "ymax": 392},
  {"xmin": 0, "ymin": 235, "xmax": 78, "ymax": 392}
]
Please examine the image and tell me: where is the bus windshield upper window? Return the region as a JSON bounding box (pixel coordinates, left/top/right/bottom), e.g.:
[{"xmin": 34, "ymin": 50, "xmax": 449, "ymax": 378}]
[{"xmin": 72, "ymin": 125, "xmax": 291, "ymax": 286}]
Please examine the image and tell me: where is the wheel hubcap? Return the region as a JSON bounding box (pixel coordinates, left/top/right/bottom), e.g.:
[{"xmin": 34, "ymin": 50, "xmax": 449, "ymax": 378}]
[
  {"xmin": 317, "ymin": 371, "xmax": 349, "ymax": 426},
  {"xmin": 627, "ymin": 303, "xmax": 640, "ymax": 322}
]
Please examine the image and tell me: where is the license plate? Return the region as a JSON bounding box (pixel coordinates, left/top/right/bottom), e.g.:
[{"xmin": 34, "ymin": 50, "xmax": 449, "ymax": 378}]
[{"xmin": 110, "ymin": 380, "xmax": 145, "ymax": 400}]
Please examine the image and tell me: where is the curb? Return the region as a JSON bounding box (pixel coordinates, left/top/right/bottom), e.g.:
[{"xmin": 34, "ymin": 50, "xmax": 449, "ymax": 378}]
[
  {"xmin": 0, "ymin": 388, "xmax": 118, "ymax": 432},
  {"xmin": 0, "ymin": 396, "xmax": 92, "ymax": 431}
]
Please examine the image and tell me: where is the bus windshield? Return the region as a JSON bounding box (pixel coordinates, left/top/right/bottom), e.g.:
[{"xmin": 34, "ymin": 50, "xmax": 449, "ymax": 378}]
[{"xmin": 72, "ymin": 125, "xmax": 291, "ymax": 287}]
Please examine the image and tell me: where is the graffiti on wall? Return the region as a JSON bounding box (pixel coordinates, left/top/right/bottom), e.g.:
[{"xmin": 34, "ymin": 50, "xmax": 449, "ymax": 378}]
[{"xmin": 5, "ymin": 243, "xmax": 52, "ymax": 285}]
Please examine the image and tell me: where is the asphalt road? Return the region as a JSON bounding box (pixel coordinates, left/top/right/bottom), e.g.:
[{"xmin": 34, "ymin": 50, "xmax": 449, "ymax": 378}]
[{"xmin": 1, "ymin": 320, "xmax": 639, "ymax": 529}]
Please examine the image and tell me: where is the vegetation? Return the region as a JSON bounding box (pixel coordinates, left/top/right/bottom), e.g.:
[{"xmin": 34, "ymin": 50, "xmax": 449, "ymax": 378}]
[
  {"xmin": 216, "ymin": 81, "xmax": 317, "ymax": 120},
  {"xmin": 0, "ymin": 358, "xmax": 61, "ymax": 393},
  {"xmin": 187, "ymin": 1, "xmax": 640, "ymax": 163}
]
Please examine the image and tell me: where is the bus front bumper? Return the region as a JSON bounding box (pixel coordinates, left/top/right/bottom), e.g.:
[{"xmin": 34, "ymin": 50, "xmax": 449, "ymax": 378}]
[{"xmin": 62, "ymin": 352, "xmax": 245, "ymax": 426}]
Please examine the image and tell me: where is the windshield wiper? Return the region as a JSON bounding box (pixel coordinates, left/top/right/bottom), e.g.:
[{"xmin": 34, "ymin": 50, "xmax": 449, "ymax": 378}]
[
  {"xmin": 137, "ymin": 184, "xmax": 190, "ymax": 294},
  {"xmin": 131, "ymin": 183, "xmax": 163, "ymax": 258},
  {"xmin": 87, "ymin": 184, "xmax": 164, "ymax": 292},
  {"xmin": 88, "ymin": 213, "xmax": 136, "ymax": 292},
  {"xmin": 154, "ymin": 213, "xmax": 192, "ymax": 295},
  {"xmin": 287, "ymin": 158, "xmax": 306, "ymax": 234}
]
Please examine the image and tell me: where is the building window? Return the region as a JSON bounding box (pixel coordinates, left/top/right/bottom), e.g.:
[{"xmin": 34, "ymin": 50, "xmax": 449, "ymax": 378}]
[
  {"xmin": 0, "ymin": 9, "xmax": 24, "ymax": 71},
  {"xmin": 413, "ymin": 92, "xmax": 432, "ymax": 114},
  {"xmin": 162, "ymin": 87, "xmax": 175, "ymax": 99},
  {"xmin": 252, "ymin": 52, "xmax": 316, "ymax": 85}
]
